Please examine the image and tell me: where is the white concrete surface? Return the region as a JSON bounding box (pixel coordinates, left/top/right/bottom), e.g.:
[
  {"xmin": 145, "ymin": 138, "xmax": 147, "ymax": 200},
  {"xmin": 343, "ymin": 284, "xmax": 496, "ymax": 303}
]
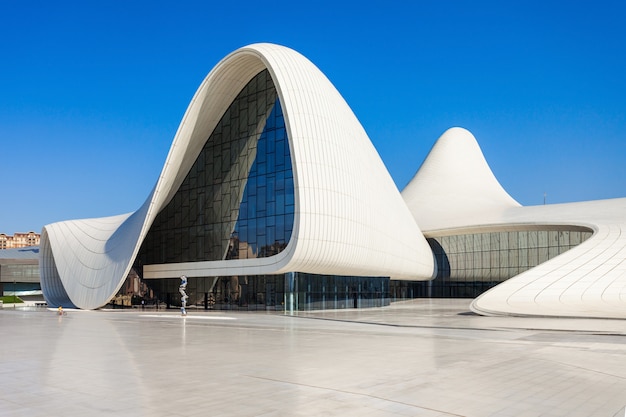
[{"xmin": 1, "ymin": 300, "xmax": 625, "ymax": 416}]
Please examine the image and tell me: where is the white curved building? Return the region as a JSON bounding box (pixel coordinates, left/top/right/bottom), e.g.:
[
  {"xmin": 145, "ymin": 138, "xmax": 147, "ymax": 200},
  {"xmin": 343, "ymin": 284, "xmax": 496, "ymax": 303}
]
[
  {"xmin": 402, "ymin": 127, "xmax": 626, "ymax": 319},
  {"xmin": 40, "ymin": 44, "xmax": 626, "ymax": 319},
  {"xmin": 40, "ymin": 43, "xmax": 435, "ymax": 310}
]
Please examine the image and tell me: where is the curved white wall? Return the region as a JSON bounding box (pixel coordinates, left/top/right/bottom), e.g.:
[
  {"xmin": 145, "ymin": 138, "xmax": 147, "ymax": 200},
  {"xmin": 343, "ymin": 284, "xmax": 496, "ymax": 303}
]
[{"xmin": 402, "ymin": 127, "xmax": 520, "ymax": 231}]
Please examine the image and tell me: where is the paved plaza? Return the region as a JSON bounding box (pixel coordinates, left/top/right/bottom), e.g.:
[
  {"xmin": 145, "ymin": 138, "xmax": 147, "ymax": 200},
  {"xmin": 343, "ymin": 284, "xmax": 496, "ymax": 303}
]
[{"xmin": 1, "ymin": 299, "xmax": 625, "ymax": 417}]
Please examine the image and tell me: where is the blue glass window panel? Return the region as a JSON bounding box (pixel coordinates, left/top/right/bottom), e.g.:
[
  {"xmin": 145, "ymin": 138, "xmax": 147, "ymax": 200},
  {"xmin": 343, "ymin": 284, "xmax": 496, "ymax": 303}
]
[
  {"xmin": 230, "ymin": 98, "xmax": 294, "ymax": 259},
  {"xmin": 140, "ymin": 71, "xmax": 294, "ymax": 265}
]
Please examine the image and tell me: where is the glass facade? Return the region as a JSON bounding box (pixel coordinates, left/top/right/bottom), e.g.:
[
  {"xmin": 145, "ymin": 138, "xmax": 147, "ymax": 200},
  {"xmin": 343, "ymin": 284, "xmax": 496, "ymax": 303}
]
[
  {"xmin": 148, "ymin": 273, "xmax": 390, "ymax": 311},
  {"xmin": 288, "ymin": 273, "xmax": 390, "ymax": 310},
  {"xmin": 137, "ymin": 69, "xmax": 294, "ymax": 265},
  {"xmin": 394, "ymin": 227, "xmax": 593, "ymax": 298},
  {"xmin": 0, "ymin": 262, "xmax": 41, "ymax": 296},
  {"xmin": 150, "ymin": 274, "xmax": 284, "ymax": 311},
  {"xmin": 0, "ymin": 263, "xmax": 40, "ymax": 283}
]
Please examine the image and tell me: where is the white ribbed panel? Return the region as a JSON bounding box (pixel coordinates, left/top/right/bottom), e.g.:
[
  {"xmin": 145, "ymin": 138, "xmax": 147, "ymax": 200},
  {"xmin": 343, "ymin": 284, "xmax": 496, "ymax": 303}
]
[
  {"xmin": 40, "ymin": 192, "xmax": 152, "ymax": 309},
  {"xmin": 41, "ymin": 43, "xmax": 435, "ymax": 309}
]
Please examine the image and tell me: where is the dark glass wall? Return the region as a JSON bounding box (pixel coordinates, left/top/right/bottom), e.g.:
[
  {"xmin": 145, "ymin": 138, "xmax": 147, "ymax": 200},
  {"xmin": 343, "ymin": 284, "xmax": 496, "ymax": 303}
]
[
  {"xmin": 395, "ymin": 227, "xmax": 594, "ymax": 298},
  {"xmin": 137, "ymin": 70, "xmax": 294, "ymax": 266},
  {"xmin": 290, "ymin": 273, "xmax": 389, "ymax": 310},
  {"xmin": 148, "ymin": 273, "xmax": 390, "ymax": 311},
  {"xmin": 150, "ymin": 274, "xmax": 285, "ymax": 311}
]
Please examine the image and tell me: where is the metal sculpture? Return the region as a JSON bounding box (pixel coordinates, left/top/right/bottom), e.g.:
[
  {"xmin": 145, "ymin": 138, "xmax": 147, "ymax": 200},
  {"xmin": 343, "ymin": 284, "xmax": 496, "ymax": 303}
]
[{"xmin": 179, "ymin": 275, "xmax": 188, "ymax": 316}]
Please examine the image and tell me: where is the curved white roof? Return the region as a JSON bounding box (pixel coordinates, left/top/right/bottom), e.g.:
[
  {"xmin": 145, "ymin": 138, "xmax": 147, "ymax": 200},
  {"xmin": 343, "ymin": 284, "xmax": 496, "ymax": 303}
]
[
  {"xmin": 402, "ymin": 127, "xmax": 520, "ymax": 231},
  {"xmin": 40, "ymin": 43, "xmax": 435, "ymax": 309}
]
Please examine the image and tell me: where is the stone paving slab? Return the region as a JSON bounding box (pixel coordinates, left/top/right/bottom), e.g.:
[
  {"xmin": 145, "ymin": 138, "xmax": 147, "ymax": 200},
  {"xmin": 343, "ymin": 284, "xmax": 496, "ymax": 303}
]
[{"xmin": 1, "ymin": 299, "xmax": 625, "ymax": 416}]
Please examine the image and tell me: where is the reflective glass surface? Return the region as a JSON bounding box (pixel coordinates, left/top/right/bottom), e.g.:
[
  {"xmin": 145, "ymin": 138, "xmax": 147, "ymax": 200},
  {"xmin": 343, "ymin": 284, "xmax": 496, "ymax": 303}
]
[
  {"xmin": 148, "ymin": 273, "xmax": 390, "ymax": 311},
  {"xmin": 398, "ymin": 227, "xmax": 594, "ymax": 298},
  {"xmin": 138, "ymin": 70, "xmax": 294, "ymax": 265}
]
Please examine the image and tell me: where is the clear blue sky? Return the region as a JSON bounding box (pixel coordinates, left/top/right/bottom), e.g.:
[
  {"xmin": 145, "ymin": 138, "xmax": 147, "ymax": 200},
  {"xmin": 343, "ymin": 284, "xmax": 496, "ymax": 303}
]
[{"xmin": 2, "ymin": 1, "xmax": 625, "ymax": 234}]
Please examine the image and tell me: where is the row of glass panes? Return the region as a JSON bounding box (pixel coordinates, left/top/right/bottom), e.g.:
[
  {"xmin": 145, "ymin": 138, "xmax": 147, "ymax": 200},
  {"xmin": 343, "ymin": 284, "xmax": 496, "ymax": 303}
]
[
  {"xmin": 141, "ymin": 217, "xmax": 293, "ymax": 258},
  {"xmin": 156, "ymin": 190, "xmax": 295, "ymax": 222},
  {"xmin": 149, "ymin": 193, "xmax": 294, "ymax": 230},
  {"xmin": 440, "ymin": 268, "xmax": 532, "ymax": 281},
  {"xmin": 430, "ymin": 229, "xmax": 592, "ymax": 281},
  {"xmin": 437, "ymin": 245, "xmax": 578, "ymax": 270},
  {"xmin": 430, "ymin": 230, "xmax": 592, "ymax": 254},
  {"xmin": 188, "ymin": 137, "xmax": 290, "ymax": 180}
]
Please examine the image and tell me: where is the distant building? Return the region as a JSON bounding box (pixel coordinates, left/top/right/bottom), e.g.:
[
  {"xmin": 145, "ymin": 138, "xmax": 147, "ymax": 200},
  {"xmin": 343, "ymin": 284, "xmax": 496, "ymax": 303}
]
[
  {"xmin": 0, "ymin": 247, "xmax": 40, "ymax": 296},
  {"xmin": 0, "ymin": 232, "xmax": 40, "ymax": 249}
]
